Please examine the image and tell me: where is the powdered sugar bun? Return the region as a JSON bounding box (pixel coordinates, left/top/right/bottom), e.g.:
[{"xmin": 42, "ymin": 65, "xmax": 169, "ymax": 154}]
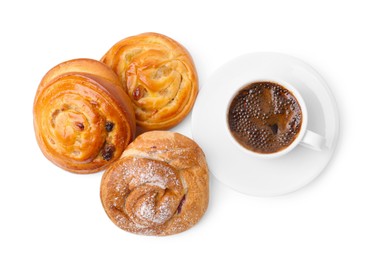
[{"xmin": 100, "ymin": 131, "xmax": 209, "ymax": 236}]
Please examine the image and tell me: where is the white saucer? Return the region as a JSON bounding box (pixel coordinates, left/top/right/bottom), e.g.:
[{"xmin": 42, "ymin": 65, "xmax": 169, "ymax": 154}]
[{"xmin": 191, "ymin": 52, "xmax": 339, "ymax": 196}]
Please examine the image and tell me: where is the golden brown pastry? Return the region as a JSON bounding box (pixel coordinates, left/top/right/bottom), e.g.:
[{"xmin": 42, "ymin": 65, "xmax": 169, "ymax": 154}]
[
  {"xmin": 101, "ymin": 32, "xmax": 198, "ymax": 132},
  {"xmin": 100, "ymin": 131, "xmax": 209, "ymax": 236},
  {"xmin": 33, "ymin": 58, "xmax": 136, "ymax": 174}
]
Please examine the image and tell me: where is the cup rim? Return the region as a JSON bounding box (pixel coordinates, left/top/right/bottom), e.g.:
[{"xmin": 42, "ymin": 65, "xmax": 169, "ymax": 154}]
[{"xmin": 225, "ymin": 78, "xmax": 308, "ymax": 159}]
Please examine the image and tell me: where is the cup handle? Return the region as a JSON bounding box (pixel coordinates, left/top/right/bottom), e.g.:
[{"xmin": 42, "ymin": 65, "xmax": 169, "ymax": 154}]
[{"xmin": 300, "ymin": 130, "xmax": 326, "ymax": 151}]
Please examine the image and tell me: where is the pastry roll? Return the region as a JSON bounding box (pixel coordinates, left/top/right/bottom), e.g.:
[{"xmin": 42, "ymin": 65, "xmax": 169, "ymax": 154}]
[
  {"xmin": 100, "ymin": 131, "xmax": 209, "ymax": 236},
  {"xmin": 33, "ymin": 58, "xmax": 136, "ymax": 173},
  {"xmin": 101, "ymin": 32, "xmax": 198, "ymax": 131}
]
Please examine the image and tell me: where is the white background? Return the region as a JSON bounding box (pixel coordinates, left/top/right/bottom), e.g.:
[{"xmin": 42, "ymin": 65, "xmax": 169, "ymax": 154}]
[{"xmin": 1, "ymin": 0, "xmax": 374, "ymax": 259}]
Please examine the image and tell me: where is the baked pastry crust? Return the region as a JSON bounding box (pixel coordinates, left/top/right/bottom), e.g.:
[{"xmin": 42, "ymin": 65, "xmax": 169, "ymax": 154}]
[
  {"xmin": 101, "ymin": 32, "xmax": 198, "ymax": 131},
  {"xmin": 33, "ymin": 58, "xmax": 136, "ymax": 173},
  {"xmin": 100, "ymin": 131, "xmax": 209, "ymax": 236}
]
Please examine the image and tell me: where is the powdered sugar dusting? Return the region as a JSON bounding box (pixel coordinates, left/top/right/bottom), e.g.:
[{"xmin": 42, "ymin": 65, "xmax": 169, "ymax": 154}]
[
  {"xmin": 121, "ymin": 157, "xmax": 178, "ymax": 189},
  {"xmin": 138, "ymin": 196, "xmax": 155, "ymax": 220},
  {"xmin": 133, "ymin": 161, "xmax": 170, "ymax": 189},
  {"xmin": 135, "ymin": 194, "xmax": 174, "ymax": 225},
  {"xmin": 154, "ymin": 197, "xmax": 174, "ymax": 224},
  {"xmin": 111, "ymin": 157, "xmax": 184, "ymax": 232},
  {"xmin": 115, "ymin": 214, "xmax": 127, "ymax": 226}
]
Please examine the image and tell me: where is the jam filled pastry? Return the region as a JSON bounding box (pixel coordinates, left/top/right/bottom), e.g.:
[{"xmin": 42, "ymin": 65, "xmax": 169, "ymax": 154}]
[
  {"xmin": 101, "ymin": 32, "xmax": 198, "ymax": 132},
  {"xmin": 100, "ymin": 131, "xmax": 209, "ymax": 236},
  {"xmin": 33, "ymin": 58, "xmax": 136, "ymax": 173}
]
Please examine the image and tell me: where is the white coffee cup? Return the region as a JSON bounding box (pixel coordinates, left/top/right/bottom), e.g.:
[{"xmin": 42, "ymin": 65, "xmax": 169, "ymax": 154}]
[{"xmin": 226, "ymin": 79, "xmax": 325, "ymax": 159}]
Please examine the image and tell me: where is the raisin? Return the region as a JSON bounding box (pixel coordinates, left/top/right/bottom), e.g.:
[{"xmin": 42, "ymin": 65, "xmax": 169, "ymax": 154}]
[
  {"xmin": 105, "ymin": 122, "xmax": 114, "ymax": 132},
  {"xmin": 176, "ymin": 194, "xmax": 186, "ymax": 214},
  {"xmin": 102, "ymin": 144, "xmax": 115, "ymax": 161},
  {"xmin": 75, "ymin": 122, "xmax": 84, "ymax": 131},
  {"xmin": 132, "ymin": 86, "xmax": 144, "ymax": 101}
]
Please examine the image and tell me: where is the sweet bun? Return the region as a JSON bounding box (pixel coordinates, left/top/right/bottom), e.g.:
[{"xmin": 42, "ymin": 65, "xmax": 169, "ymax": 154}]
[
  {"xmin": 101, "ymin": 32, "xmax": 198, "ymax": 132},
  {"xmin": 33, "ymin": 58, "xmax": 136, "ymax": 173},
  {"xmin": 100, "ymin": 131, "xmax": 209, "ymax": 236}
]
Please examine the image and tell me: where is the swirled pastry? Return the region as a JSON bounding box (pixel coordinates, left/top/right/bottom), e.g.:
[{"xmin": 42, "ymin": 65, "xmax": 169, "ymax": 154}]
[
  {"xmin": 100, "ymin": 131, "xmax": 209, "ymax": 236},
  {"xmin": 33, "ymin": 58, "xmax": 136, "ymax": 173},
  {"xmin": 101, "ymin": 33, "xmax": 198, "ymax": 131}
]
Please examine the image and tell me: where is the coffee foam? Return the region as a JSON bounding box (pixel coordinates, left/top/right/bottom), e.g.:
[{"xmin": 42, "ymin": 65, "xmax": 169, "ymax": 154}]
[{"xmin": 228, "ymin": 81, "xmax": 302, "ymax": 154}]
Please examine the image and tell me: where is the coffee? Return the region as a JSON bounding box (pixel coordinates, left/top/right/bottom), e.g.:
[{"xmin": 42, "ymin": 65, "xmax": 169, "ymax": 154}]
[{"xmin": 227, "ymin": 81, "xmax": 302, "ymax": 154}]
